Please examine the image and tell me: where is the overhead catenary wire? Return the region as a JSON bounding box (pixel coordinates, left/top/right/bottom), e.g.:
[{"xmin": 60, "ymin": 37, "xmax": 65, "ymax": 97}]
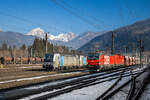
[
  {"xmin": 123, "ymin": 1, "xmax": 136, "ymax": 22},
  {"xmin": 117, "ymin": 0, "xmax": 140, "ymax": 56},
  {"xmin": 50, "ymin": 0, "xmax": 103, "ymax": 30},
  {"xmin": 0, "ymin": 11, "xmax": 67, "ymax": 33},
  {"xmin": 59, "ymin": 0, "xmax": 113, "ymax": 28},
  {"xmin": 0, "ymin": 23, "xmax": 30, "ymax": 33},
  {"xmin": 0, "ymin": 0, "xmax": 111, "ymax": 34},
  {"xmin": 117, "ymin": 0, "xmax": 125, "ymax": 26},
  {"xmin": 114, "ymin": 0, "xmax": 128, "ymax": 54}
]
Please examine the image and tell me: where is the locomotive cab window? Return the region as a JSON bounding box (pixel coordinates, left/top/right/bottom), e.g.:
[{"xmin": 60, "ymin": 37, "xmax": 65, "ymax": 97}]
[
  {"xmin": 44, "ymin": 54, "xmax": 54, "ymax": 62},
  {"xmin": 88, "ymin": 53, "xmax": 99, "ymax": 60}
]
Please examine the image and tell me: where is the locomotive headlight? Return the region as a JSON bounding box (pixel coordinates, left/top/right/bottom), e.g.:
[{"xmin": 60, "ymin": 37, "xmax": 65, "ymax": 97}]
[{"xmin": 99, "ymin": 61, "xmax": 101, "ymax": 65}]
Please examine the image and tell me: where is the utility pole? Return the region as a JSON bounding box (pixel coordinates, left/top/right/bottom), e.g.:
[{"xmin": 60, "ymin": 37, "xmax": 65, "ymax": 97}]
[
  {"xmin": 30, "ymin": 47, "xmax": 32, "ymax": 64},
  {"xmin": 111, "ymin": 31, "xmax": 115, "ymax": 54},
  {"xmin": 13, "ymin": 46, "xmax": 16, "ymax": 64},
  {"xmin": 131, "ymin": 43, "xmax": 136, "ymax": 57},
  {"xmin": 138, "ymin": 39, "xmax": 143, "ymax": 67},
  {"xmin": 69, "ymin": 47, "xmax": 72, "ymax": 55},
  {"xmin": 52, "ymin": 44, "xmax": 54, "ymax": 53},
  {"xmin": 132, "ymin": 46, "xmax": 135, "ymax": 57},
  {"xmin": 13, "ymin": 51, "xmax": 15, "ymax": 64},
  {"xmin": 125, "ymin": 46, "xmax": 129, "ymax": 55},
  {"xmin": 45, "ymin": 32, "xmax": 48, "ymax": 54}
]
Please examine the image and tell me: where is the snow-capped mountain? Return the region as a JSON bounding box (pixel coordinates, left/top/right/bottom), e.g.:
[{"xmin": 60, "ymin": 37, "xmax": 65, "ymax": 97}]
[
  {"xmin": 27, "ymin": 27, "xmax": 45, "ymax": 38},
  {"xmin": 27, "ymin": 27, "xmax": 76, "ymax": 42},
  {"xmin": 48, "ymin": 32, "xmax": 76, "ymax": 42}
]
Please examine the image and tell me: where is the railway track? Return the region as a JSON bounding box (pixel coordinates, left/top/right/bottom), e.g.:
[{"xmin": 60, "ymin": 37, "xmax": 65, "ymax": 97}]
[
  {"xmin": 126, "ymin": 69, "xmax": 150, "ymax": 100},
  {"xmin": 26, "ymin": 68, "xmax": 145, "ymax": 100},
  {"xmin": 0, "ymin": 71, "xmax": 122, "ymax": 100},
  {"xmin": 0, "ymin": 65, "xmax": 143, "ymax": 100},
  {"xmin": 95, "ymin": 65, "xmax": 150, "ymax": 100},
  {"xmin": 19, "ymin": 67, "xmax": 143, "ymax": 100},
  {"xmin": 138, "ymin": 72, "xmax": 150, "ymax": 100}
]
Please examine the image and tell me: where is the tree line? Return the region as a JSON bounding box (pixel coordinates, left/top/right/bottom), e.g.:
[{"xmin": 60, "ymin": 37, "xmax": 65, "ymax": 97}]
[{"xmin": 0, "ymin": 38, "xmax": 83, "ymax": 58}]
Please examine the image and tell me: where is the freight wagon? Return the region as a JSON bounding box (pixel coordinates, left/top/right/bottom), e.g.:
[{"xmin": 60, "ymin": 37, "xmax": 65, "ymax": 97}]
[
  {"xmin": 43, "ymin": 53, "xmax": 87, "ymax": 70},
  {"xmin": 0, "ymin": 57, "xmax": 43, "ymax": 64},
  {"xmin": 0, "ymin": 57, "xmax": 12, "ymax": 64}
]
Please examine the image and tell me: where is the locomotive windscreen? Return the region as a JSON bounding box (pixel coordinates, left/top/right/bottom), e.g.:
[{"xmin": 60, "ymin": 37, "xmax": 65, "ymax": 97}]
[
  {"xmin": 44, "ymin": 54, "xmax": 54, "ymax": 62},
  {"xmin": 88, "ymin": 53, "xmax": 99, "ymax": 60}
]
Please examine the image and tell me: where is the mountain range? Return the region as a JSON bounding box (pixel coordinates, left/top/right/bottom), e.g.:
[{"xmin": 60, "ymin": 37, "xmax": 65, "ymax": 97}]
[
  {"xmin": 0, "ymin": 28, "xmax": 104, "ymax": 48},
  {"xmin": 67, "ymin": 31, "xmax": 106, "ymax": 49},
  {"xmin": 27, "ymin": 27, "xmax": 76, "ymax": 42},
  {"xmin": 1, "ymin": 18, "xmax": 150, "ymax": 51},
  {"xmin": 0, "ymin": 31, "xmax": 35, "ymax": 47},
  {"xmin": 78, "ymin": 18, "xmax": 150, "ymax": 54}
]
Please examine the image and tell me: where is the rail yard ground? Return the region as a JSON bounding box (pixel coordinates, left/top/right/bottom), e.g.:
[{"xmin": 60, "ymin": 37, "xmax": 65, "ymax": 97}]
[
  {"xmin": 0, "ymin": 64, "xmax": 149, "ymax": 100},
  {"xmin": 0, "ymin": 64, "xmax": 150, "ymax": 100},
  {"xmin": 0, "ymin": 64, "xmax": 88, "ymax": 89}
]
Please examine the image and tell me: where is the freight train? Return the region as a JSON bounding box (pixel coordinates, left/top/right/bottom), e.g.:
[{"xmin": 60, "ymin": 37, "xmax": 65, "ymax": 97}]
[
  {"xmin": 0, "ymin": 57, "xmax": 43, "ymax": 64},
  {"xmin": 0, "ymin": 52, "xmax": 143, "ymax": 72},
  {"xmin": 43, "ymin": 53, "xmax": 87, "ymax": 70},
  {"xmin": 87, "ymin": 52, "xmax": 141, "ymax": 71}
]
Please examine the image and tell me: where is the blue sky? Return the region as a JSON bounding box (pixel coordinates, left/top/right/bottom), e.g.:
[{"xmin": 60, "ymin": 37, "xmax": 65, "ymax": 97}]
[{"xmin": 0, "ymin": 0, "xmax": 150, "ymax": 35}]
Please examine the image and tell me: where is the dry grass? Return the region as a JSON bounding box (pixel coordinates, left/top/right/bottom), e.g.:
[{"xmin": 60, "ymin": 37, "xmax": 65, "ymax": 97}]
[
  {"xmin": 0, "ymin": 64, "xmax": 88, "ymax": 89},
  {"xmin": 0, "ymin": 72, "xmax": 87, "ymax": 89}
]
